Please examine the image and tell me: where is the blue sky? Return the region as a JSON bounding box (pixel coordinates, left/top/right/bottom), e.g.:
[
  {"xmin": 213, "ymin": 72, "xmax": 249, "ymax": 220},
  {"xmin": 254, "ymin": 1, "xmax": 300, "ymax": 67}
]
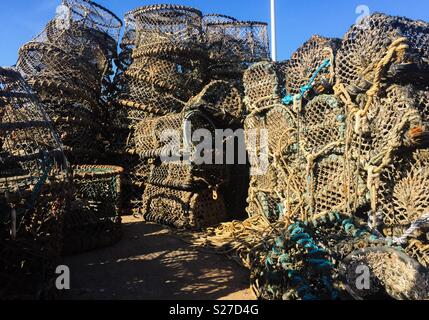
[{"xmin": 1, "ymin": 0, "xmax": 428, "ymax": 66}]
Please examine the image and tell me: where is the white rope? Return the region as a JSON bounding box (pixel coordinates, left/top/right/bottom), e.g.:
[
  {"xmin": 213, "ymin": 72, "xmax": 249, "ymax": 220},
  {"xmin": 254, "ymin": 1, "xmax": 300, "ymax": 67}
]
[{"xmin": 391, "ymin": 213, "xmax": 429, "ymax": 245}]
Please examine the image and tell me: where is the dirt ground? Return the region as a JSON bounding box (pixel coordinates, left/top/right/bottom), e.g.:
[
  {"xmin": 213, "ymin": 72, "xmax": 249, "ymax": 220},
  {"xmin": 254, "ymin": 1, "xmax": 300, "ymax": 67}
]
[{"xmin": 61, "ymin": 216, "xmax": 255, "ymax": 300}]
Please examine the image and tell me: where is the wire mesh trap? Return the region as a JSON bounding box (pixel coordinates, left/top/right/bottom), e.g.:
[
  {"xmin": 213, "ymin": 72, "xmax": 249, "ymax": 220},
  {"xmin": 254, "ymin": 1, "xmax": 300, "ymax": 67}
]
[
  {"xmin": 243, "ymin": 61, "xmax": 282, "ymax": 113},
  {"xmin": 63, "ymin": 165, "xmax": 123, "ymax": 255},
  {"xmin": 141, "ymin": 183, "xmax": 228, "ymax": 230},
  {"xmin": 134, "ymin": 109, "xmax": 217, "ymax": 159},
  {"xmin": 205, "ymin": 20, "xmax": 270, "ymax": 77},
  {"xmin": 130, "ymin": 4, "xmax": 205, "ymax": 58},
  {"xmin": 0, "ymin": 67, "xmax": 70, "ymax": 299},
  {"xmin": 336, "ymin": 13, "xmax": 429, "ymax": 96}
]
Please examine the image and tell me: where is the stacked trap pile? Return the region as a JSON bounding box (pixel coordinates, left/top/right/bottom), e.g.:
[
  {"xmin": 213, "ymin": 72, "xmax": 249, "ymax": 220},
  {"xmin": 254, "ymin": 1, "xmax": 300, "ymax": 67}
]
[
  {"xmin": 198, "ymin": 13, "xmax": 429, "ymax": 300},
  {"xmin": 17, "ymin": 0, "xmax": 122, "ymax": 164},
  {"xmin": 110, "ymin": 5, "xmax": 206, "ymax": 217},
  {"xmin": 16, "ymin": 0, "xmax": 124, "ymax": 254},
  {"xmin": 0, "ymin": 68, "xmax": 70, "ymax": 299}
]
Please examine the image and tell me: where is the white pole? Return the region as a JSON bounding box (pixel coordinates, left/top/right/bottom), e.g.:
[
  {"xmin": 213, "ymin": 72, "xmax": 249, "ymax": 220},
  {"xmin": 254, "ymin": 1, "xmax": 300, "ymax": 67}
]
[{"xmin": 270, "ymin": 0, "xmax": 277, "ymax": 62}]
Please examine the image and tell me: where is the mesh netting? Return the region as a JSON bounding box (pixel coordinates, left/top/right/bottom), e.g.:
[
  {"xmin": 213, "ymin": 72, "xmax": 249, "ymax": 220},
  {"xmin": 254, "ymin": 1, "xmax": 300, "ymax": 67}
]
[
  {"xmin": 336, "ymin": 13, "xmax": 429, "ymax": 95},
  {"xmin": 299, "ymin": 95, "xmax": 346, "ymax": 155},
  {"xmin": 378, "ymin": 149, "xmax": 429, "ymax": 237},
  {"xmin": 63, "ymin": 165, "xmax": 123, "ymax": 254},
  {"xmin": 189, "ymin": 80, "xmax": 245, "ymax": 125},
  {"xmin": 406, "ymin": 239, "xmax": 429, "ymax": 269},
  {"xmin": 142, "ymin": 183, "xmax": 227, "ymax": 230},
  {"xmin": 0, "ymin": 68, "xmax": 70, "ymax": 299},
  {"xmin": 127, "ymin": 54, "xmax": 206, "ymax": 101},
  {"xmin": 148, "ymin": 159, "xmax": 229, "ymax": 191},
  {"xmin": 349, "ymin": 85, "xmax": 425, "ymax": 166},
  {"xmin": 131, "ymin": 5, "xmax": 204, "ymax": 57},
  {"xmin": 243, "ymin": 62, "xmax": 282, "ymax": 113},
  {"xmin": 340, "ymin": 247, "xmax": 429, "ymax": 300},
  {"xmin": 17, "ymin": 42, "xmax": 100, "ymax": 108},
  {"xmin": 117, "ymin": 11, "xmax": 137, "ymax": 72},
  {"xmin": 281, "ymin": 35, "xmax": 340, "ymax": 98},
  {"xmin": 134, "ymin": 109, "xmax": 216, "ymax": 159},
  {"xmin": 205, "ymin": 20, "xmax": 269, "ymax": 76},
  {"xmin": 116, "ymin": 73, "xmax": 185, "ymax": 116}
]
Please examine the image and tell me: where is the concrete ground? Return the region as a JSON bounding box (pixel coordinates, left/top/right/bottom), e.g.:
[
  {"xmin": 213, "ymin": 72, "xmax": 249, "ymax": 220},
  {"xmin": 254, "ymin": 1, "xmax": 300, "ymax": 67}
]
[{"xmin": 61, "ymin": 216, "xmax": 255, "ymax": 300}]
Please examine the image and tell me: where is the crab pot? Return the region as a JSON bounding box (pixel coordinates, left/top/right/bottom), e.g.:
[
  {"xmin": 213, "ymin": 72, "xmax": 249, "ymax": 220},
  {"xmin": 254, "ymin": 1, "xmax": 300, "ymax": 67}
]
[
  {"xmin": 131, "ymin": 4, "xmax": 204, "ymax": 57},
  {"xmin": 280, "ymin": 35, "xmax": 340, "ymax": 99},
  {"xmin": 63, "ymin": 165, "xmax": 124, "ymax": 255},
  {"xmin": 0, "ymin": 68, "xmax": 70, "ymax": 299},
  {"xmin": 243, "ymin": 61, "xmax": 283, "ymax": 113},
  {"xmin": 141, "ymin": 183, "xmax": 227, "ymax": 230},
  {"xmin": 205, "ymin": 20, "xmax": 269, "ymax": 78},
  {"xmin": 336, "ymin": 13, "xmax": 429, "ymax": 95}
]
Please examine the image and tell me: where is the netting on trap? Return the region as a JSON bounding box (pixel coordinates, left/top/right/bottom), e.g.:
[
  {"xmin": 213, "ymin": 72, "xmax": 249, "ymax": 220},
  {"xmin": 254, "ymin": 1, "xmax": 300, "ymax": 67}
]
[
  {"xmin": 142, "ymin": 183, "xmax": 227, "ymax": 230},
  {"xmin": 134, "ymin": 109, "xmax": 217, "ymax": 159},
  {"xmin": 205, "ymin": 20, "xmax": 269, "ymax": 63},
  {"xmin": 340, "ymin": 247, "xmax": 429, "ymax": 300},
  {"xmin": 281, "ymin": 35, "xmax": 340, "ymax": 99},
  {"xmin": 336, "ymin": 13, "xmax": 429, "ymax": 96},
  {"xmin": 116, "ymin": 73, "xmax": 186, "ymax": 116},
  {"xmin": 244, "ymin": 105, "xmax": 297, "ymax": 159},
  {"xmin": 42, "ymin": 102, "xmax": 105, "ymax": 164},
  {"xmin": 246, "ymin": 188, "xmax": 285, "ymax": 223},
  {"xmin": 377, "ymin": 149, "xmax": 429, "ymax": 238},
  {"xmin": 147, "ymin": 159, "xmax": 230, "ymax": 191},
  {"xmin": 349, "ymin": 85, "xmax": 425, "ymax": 166},
  {"xmin": 60, "ymin": 0, "xmax": 122, "ymax": 44},
  {"xmin": 130, "ymin": 5, "xmax": 204, "ymax": 57},
  {"xmin": 117, "ymin": 11, "xmax": 137, "ymax": 72},
  {"xmin": 63, "ymin": 165, "xmax": 123, "ymax": 254},
  {"xmin": 188, "ymin": 80, "xmax": 245, "ymax": 125},
  {"xmin": 299, "ymin": 95, "xmax": 346, "ymax": 155},
  {"xmin": 309, "ymin": 154, "xmax": 364, "ymax": 218},
  {"xmin": 17, "ymin": 42, "xmax": 100, "ymax": 108},
  {"xmin": 0, "ymin": 67, "xmax": 70, "ymax": 298},
  {"xmin": 127, "ymin": 54, "xmax": 206, "ymax": 101},
  {"xmin": 406, "ymin": 239, "xmax": 429, "ymax": 269},
  {"xmin": 243, "ymin": 62, "xmax": 282, "ymax": 113}
]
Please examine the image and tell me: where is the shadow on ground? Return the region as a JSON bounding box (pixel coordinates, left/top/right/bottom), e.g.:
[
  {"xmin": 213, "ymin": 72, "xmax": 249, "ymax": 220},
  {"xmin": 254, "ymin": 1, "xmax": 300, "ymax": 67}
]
[{"xmin": 61, "ymin": 216, "xmax": 254, "ymax": 300}]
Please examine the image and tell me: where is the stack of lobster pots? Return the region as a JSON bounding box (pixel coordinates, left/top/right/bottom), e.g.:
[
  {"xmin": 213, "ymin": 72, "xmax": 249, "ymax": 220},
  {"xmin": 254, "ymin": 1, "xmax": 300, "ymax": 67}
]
[
  {"xmin": 110, "ymin": 5, "xmax": 270, "ymax": 228},
  {"xmin": 241, "ymin": 13, "xmax": 429, "ymax": 300},
  {"xmin": 16, "ymin": 0, "xmax": 125, "ymax": 254}
]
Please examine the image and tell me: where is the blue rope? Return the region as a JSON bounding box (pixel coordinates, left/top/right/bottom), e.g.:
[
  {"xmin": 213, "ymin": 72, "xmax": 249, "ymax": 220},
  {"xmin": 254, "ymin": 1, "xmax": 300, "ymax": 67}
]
[
  {"xmin": 282, "ymin": 58, "xmax": 331, "ymax": 105},
  {"xmin": 26, "ymin": 151, "xmax": 54, "ymax": 212}
]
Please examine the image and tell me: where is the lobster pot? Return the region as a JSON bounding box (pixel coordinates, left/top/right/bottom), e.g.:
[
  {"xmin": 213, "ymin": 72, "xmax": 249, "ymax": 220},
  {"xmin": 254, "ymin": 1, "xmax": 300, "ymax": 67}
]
[
  {"xmin": 308, "ymin": 154, "xmax": 364, "ymax": 218},
  {"xmin": 244, "ymin": 105, "xmax": 297, "ymax": 159},
  {"xmin": 281, "ymin": 35, "xmax": 340, "ymax": 99},
  {"xmin": 243, "ymin": 62, "xmax": 282, "ymax": 113},
  {"xmin": 63, "ymin": 165, "xmax": 123, "ymax": 254},
  {"xmin": 299, "ymin": 95, "xmax": 346, "ymax": 155},
  {"xmin": 142, "ymin": 184, "xmax": 227, "ymax": 230},
  {"xmin": 117, "ymin": 12, "xmax": 137, "ymax": 72},
  {"xmin": 116, "ymin": 73, "xmax": 185, "ymax": 116},
  {"xmin": 0, "ymin": 68, "xmax": 70, "ymax": 299},
  {"xmin": 336, "ymin": 13, "xmax": 429, "ymax": 95},
  {"xmin": 43, "ymin": 102, "xmax": 105, "ymax": 164},
  {"xmin": 246, "ymin": 182, "xmax": 285, "ymax": 223},
  {"xmin": 41, "ymin": 0, "xmax": 122, "ymax": 61},
  {"xmin": 134, "ymin": 110, "xmax": 216, "ymax": 159},
  {"xmin": 205, "ymin": 21, "xmax": 269, "ymax": 77},
  {"xmin": 349, "ymin": 85, "xmax": 426, "ymax": 166},
  {"xmin": 203, "ymin": 14, "xmax": 237, "ymax": 27},
  {"xmin": 148, "ymin": 159, "xmax": 229, "ymax": 191},
  {"xmin": 417, "ymin": 89, "xmax": 429, "ymax": 129},
  {"xmin": 377, "ymin": 149, "xmax": 429, "ymax": 237},
  {"xmin": 127, "ymin": 54, "xmax": 206, "ymax": 101},
  {"xmin": 189, "ymin": 80, "xmax": 245, "ymax": 126},
  {"xmin": 131, "ymin": 5, "xmax": 204, "ymax": 57},
  {"xmin": 17, "ymin": 42, "xmax": 100, "ymax": 108}
]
